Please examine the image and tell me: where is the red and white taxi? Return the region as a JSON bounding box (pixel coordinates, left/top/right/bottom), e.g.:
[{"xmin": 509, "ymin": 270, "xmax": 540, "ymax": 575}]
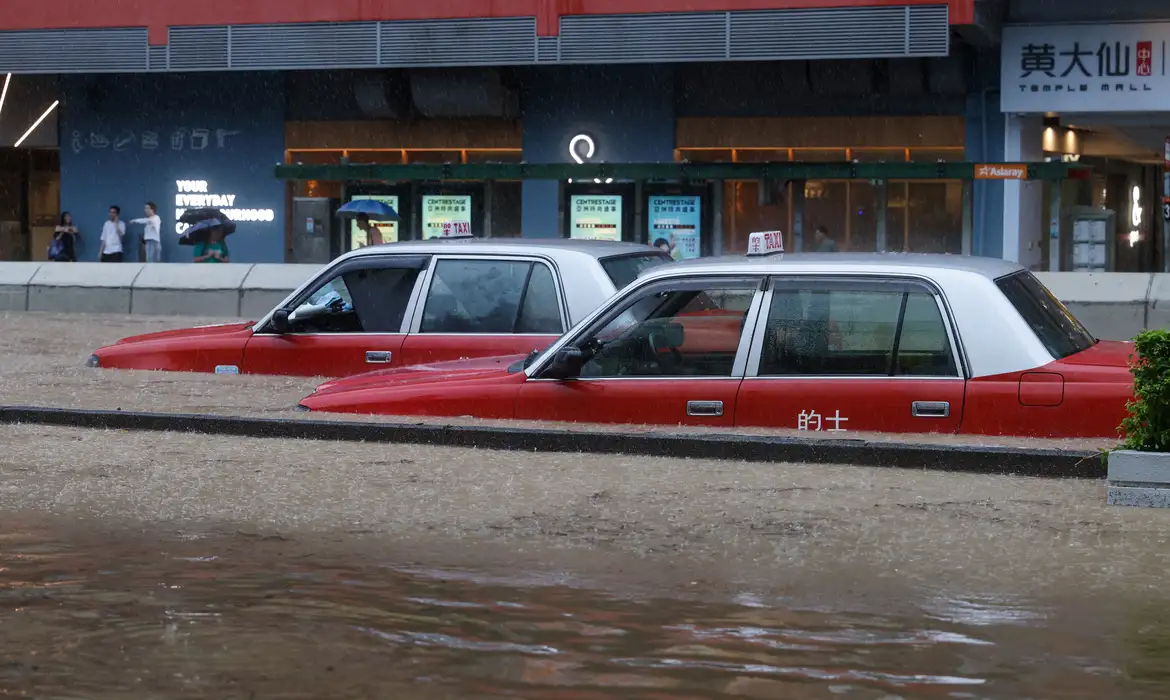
[
  {"xmin": 297, "ymin": 231, "xmax": 1136, "ymax": 439},
  {"xmin": 87, "ymin": 238, "xmax": 672, "ymax": 377}
]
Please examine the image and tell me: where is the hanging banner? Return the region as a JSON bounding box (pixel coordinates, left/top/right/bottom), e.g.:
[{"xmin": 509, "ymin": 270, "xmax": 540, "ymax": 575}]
[
  {"xmin": 422, "ymin": 195, "xmax": 472, "ymax": 238},
  {"xmin": 648, "ymin": 195, "xmax": 701, "ymax": 260},
  {"xmin": 569, "ymin": 195, "xmax": 622, "ymax": 241},
  {"xmin": 348, "ymin": 194, "xmax": 399, "ymax": 248}
]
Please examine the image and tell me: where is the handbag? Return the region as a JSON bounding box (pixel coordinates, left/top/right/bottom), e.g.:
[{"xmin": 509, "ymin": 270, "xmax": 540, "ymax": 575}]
[{"xmin": 47, "ymin": 237, "xmax": 66, "ymax": 261}]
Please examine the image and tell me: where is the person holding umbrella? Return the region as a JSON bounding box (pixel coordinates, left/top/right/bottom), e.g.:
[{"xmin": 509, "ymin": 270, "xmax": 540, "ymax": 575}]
[
  {"xmin": 193, "ymin": 225, "xmax": 230, "ymax": 263},
  {"xmin": 355, "ymin": 213, "xmax": 383, "ymax": 247},
  {"xmin": 337, "ymin": 199, "xmax": 399, "ymax": 248},
  {"xmin": 178, "ymin": 207, "xmax": 236, "ymax": 263}
]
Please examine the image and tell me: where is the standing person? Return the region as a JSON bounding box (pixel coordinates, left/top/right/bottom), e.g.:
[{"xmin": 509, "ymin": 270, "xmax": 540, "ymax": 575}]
[
  {"xmin": 130, "ymin": 201, "xmax": 162, "ymax": 263},
  {"xmin": 356, "ymin": 213, "xmax": 383, "ymax": 247},
  {"xmin": 193, "ymin": 226, "xmax": 230, "ymax": 263},
  {"xmin": 812, "ymin": 225, "xmax": 838, "ymax": 252},
  {"xmin": 98, "ymin": 205, "xmax": 126, "ymax": 262},
  {"xmin": 50, "ymin": 212, "xmax": 79, "ymax": 262}
]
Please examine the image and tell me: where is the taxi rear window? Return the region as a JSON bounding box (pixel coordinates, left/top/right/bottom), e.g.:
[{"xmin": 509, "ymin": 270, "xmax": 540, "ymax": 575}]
[
  {"xmin": 600, "ymin": 252, "xmax": 673, "ymax": 290},
  {"xmin": 995, "ymin": 270, "xmax": 1095, "ymax": 359}
]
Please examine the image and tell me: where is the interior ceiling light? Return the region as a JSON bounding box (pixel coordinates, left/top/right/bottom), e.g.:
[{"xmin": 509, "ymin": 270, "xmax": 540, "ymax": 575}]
[
  {"xmin": 14, "ymin": 100, "xmax": 59, "ymax": 148},
  {"xmin": 0, "ymin": 73, "xmax": 10, "ymax": 125},
  {"xmin": 2, "ymin": 73, "xmax": 61, "ymax": 148}
]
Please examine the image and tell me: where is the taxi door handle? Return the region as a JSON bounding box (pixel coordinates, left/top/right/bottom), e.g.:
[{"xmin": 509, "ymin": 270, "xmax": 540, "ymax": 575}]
[
  {"xmin": 911, "ymin": 401, "xmax": 950, "ymax": 418},
  {"xmin": 687, "ymin": 400, "xmax": 724, "ymax": 417},
  {"xmin": 365, "ymin": 351, "xmax": 393, "ymax": 364}
]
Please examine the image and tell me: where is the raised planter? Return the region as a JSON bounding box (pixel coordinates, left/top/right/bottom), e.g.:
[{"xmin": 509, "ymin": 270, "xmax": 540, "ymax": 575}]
[
  {"xmin": 1107, "ymin": 450, "xmax": 1170, "ymax": 508},
  {"xmin": 1109, "ymin": 328, "xmax": 1170, "ymax": 508}
]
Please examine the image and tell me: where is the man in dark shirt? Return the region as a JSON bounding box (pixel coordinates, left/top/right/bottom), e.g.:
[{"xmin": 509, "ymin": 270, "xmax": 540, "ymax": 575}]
[{"xmin": 813, "ymin": 225, "xmax": 838, "ymax": 252}]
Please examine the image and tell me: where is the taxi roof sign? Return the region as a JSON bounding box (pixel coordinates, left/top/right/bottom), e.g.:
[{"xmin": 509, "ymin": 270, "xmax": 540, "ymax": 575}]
[{"xmin": 746, "ymin": 230, "xmax": 784, "ymax": 256}]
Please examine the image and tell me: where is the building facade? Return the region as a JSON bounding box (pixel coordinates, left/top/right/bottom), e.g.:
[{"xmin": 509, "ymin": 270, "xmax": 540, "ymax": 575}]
[
  {"xmin": 997, "ymin": 0, "xmax": 1170, "ymax": 272},
  {"xmin": 0, "ymin": 0, "xmax": 1008, "ymax": 264}
]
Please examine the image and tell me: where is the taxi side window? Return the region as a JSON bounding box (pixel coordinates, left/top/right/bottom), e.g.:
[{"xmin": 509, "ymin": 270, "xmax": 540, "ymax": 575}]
[
  {"xmin": 576, "ymin": 281, "xmax": 756, "ymax": 378},
  {"xmin": 420, "ymin": 259, "xmax": 563, "ymax": 334},
  {"xmin": 760, "ymin": 284, "xmax": 957, "ymax": 377},
  {"xmin": 290, "ymin": 267, "xmax": 420, "ymax": 334}
]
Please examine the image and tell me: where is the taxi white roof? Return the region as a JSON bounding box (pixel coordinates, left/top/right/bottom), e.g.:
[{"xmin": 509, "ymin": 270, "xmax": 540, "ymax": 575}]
[
  {"xmin": 342, "ymin": 237, "xmax": 662, "ymax": 261},
  {"xmin": 637, "ymin": 252, "xmax": 1026, "ymax": 282}
]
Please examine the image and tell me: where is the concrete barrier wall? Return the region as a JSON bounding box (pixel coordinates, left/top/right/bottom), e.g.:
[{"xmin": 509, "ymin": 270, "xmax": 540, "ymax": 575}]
[
  {"xmin": 0, "ymin": 262, "xmax": 1167, "ymax": 340},
  {"xmin": 1, "ymin": 263, "xmax": 319, "ymax": 320}
]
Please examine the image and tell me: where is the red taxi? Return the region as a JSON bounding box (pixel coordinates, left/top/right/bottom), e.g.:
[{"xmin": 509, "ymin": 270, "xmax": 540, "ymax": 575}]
[
  {"xmin": 86, "ymin": 239, "xmax": 672, "ymax": 377},
  {"xmin": 297, "ymin": 231, "xmax": 1136, "ymax": 439}
]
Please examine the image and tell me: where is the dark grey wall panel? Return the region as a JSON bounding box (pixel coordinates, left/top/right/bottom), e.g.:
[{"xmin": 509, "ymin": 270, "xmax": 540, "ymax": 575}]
[{"xmin": 0, "ymin": 28, "xmax": 146, "ymax": 73}]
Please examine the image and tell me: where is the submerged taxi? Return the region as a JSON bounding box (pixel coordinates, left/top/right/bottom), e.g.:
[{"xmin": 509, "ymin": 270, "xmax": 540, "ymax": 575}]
[
  {"xmin": 297, "ymin": 231, "xmax": 1135, "ymax": 439},
  {"xmin": 87, "ymin": 238, "xmax": 672, "ymax": 377}
]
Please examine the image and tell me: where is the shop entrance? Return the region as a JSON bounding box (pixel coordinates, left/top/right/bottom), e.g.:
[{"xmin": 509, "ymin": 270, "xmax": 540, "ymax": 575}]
[{"xmin": 276, "ymin": 160, "xmax": 1087, "ymax": 261}]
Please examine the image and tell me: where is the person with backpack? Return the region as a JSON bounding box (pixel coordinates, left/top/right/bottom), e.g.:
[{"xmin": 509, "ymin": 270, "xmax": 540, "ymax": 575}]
[{"xmin": 49, "ymin": 211, "xmax": 79, "ymax": 262}]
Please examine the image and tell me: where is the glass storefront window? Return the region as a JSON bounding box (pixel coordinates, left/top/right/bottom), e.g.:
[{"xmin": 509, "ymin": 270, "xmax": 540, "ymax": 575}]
[
  {"xmin": 347, "ymin": 150, "xmax": 404, "ymax": 164},
  {"xmin": 722, "ymin": 180, "xmax": 790, "ymax": 254},
  {"xmin": 802, "ymin": 180, "xmax": 846, "ymax": 249},
  {"xmin": 678, "ymin": 148, "xmax": 733, "ymax": 163},
  {"xmin": 909, "ymin": 147, "xmax": 965, "ymax": 162},
  {"xmin": 734, "ymin": 149, "xmax": 790, "ymax": 163},
  {"xmin": 851, "ymin": 148, "xmax": 907, "ymax": 163},
  {"xmin": 466, "ymin": 150, "xmax": 522, "ymax": 163},
  {"xmin": 489, "ymin": 181, "xmax": 523, "ymax": 237},
  {"xmin": 405, "ymin": 150, "xmax": 464, "ymax": 164},
  {"xmin": 792, "ymin": 149, "xmax": 847, "ymax": 162}
]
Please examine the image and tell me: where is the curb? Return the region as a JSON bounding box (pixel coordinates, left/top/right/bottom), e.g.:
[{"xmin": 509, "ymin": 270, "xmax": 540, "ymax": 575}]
[{"xmin": 0, "ymin": 405, "xmax": 1105, "ymax": 479}]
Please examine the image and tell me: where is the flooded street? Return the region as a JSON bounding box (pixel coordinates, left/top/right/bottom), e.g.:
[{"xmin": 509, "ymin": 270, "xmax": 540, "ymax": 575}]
[
  {"xmin": 3, "ymin": 313, "xmax": 1170, "ymax": 697},
  {"xmin": 3, "ymin": 516, "xmax": 1170, "ymax": 699}
]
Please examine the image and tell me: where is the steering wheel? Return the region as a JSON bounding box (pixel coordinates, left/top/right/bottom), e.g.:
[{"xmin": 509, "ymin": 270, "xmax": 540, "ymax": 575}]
[{"xmin": 646, "ymin": 328, "xmax": 683, "ymax": 372}]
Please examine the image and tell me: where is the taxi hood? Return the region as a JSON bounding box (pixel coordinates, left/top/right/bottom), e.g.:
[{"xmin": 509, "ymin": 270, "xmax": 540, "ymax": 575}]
[
  {"xmin": 312, "ymin": 352, "xmax": 527, "ymax": 396},
  {"xmin": 112, "ymin": 321, "xmax": 256, "ymax": 346}
]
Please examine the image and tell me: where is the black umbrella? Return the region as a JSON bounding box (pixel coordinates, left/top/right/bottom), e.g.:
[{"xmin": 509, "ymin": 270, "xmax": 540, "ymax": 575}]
[
  {"xmin": 178, "ymin": 209, "xmax": 237, "ymax": 246},
  {"xmin": 180, "ymin": 207, "xmax": 228, "ymax": 225}
]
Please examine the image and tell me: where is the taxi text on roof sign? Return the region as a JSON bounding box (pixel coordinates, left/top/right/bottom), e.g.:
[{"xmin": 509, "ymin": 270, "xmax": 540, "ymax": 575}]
[
  {"xmin": 974, "ymin": 164, "xmax": 1028, "ymax": 180},
  {"xmin": 747, "ymin": 230, "xmax": 785, "ymax": 256}
]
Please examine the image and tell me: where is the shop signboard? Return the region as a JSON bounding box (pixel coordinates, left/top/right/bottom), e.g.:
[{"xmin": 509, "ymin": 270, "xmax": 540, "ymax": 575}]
[
  {"xmin": 648, "ymin": 196, "xmax": 701, "ymax": 259},
  {"xmin": 974, "ymin": 164, "xmax": 1028, "ymax": 180},
  {"xmin": 348, "ymin": 194, "xmax": 399, "ymax": 248},
  {"xmin": 422, "ymin": 195, "xmax": 472, "ymax": 238},
  {"xmin": 1001, "ymin": 22, "xmax": 1170, "ymax": 112},
  {"xmin": 569, "ymin": 195, "xmax": 622, "ymax": 241}
]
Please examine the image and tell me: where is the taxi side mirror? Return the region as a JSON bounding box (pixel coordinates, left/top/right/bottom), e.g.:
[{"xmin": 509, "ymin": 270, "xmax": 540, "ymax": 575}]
[
  {"xmin": 271, "ymin": 308, "xmax": 293, "ymax": 334},
  {"xmin": 543, "ymin": 346, "xmax": 586, "ymax": 380}
]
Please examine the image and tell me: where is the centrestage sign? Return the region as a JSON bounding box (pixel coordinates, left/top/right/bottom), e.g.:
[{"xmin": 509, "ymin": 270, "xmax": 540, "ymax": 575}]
[{"xmin": 1002, "ymin": 23, "xmax": 1170, "ymax": 112}]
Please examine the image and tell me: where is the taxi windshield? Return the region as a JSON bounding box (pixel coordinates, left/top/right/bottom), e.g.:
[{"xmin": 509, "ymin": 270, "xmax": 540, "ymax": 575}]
[
  {"xmin": 995, "ymin": 270, "xmax": 1096, "ymax": 359},
  {"xmin": 600, "ymin": 252, "xmax": 674, "ymax": 290}
]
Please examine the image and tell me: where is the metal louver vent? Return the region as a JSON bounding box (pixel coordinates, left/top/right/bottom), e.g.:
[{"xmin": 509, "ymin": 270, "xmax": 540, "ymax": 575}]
[
  {"xmin": 558, "ymin": 12, "xmax": 726, "ymax": 63},
  {"xmin": 380, "ymin": 18, "xmax": 535, "ymax": 66},
  {"xmin": 230, "ymin": 22, "xmax": 378, "ymax": 69},
  {"xmin": 730, "ymin": 7, "xmax": 910, "ymax": 60},
  {"xmin": 147, "ymin": 46, "xmax": 168, "ymax": 71},
  {"xmin": 168, "ymin": 26, "xmax": 229, "ymax": 71},
  {"xmin": 536, "ymin": 37, "xmax": 559, "ymax": 63},
  {"xmin": 908, "ymin": 5, "xmax": 949, "ymax": 55},
  {"xmin": 0, "ymin": 28, "xmax": 146, "ymax": 73}
]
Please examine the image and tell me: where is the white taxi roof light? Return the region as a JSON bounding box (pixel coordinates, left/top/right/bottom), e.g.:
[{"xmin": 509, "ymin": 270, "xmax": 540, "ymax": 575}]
[{"xmin": 746, "ymin": 230, "xmax": 785, "ymax": 256}]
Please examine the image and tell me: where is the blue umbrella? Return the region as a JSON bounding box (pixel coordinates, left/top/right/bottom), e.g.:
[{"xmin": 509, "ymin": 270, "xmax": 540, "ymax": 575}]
[{"xmin": 337, "ymin": 199, "xmax": 400, "ymax": 221}]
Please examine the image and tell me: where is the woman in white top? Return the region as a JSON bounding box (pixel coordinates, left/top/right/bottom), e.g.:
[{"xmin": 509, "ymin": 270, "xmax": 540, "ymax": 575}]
[{"xmin": 130, "ymin": 201, "xmax": 163, "ymax": 263}]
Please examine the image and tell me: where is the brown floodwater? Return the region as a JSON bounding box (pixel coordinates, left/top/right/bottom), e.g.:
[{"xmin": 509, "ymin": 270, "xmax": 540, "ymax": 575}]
[{"xmin": 2, "ymin": 516, "xmax": 1170, "ymax": 699}]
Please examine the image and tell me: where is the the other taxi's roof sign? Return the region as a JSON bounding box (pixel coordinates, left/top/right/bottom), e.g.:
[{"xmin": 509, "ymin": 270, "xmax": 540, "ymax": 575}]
[{"xmin": 746, "ymin": 230, "xmax": 785, "ymax": 256}]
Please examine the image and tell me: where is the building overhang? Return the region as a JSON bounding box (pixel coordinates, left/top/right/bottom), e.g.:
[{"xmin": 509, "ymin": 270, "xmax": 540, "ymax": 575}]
[{"xmin": 273, "ymin": 161, "xmax": 1088, "ymax": 183}]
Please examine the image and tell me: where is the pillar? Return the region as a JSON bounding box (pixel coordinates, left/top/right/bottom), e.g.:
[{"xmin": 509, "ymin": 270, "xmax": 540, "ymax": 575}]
[{"xmin": 1001, "ymin": 114, "xmax": 1044, "ymax": 267}]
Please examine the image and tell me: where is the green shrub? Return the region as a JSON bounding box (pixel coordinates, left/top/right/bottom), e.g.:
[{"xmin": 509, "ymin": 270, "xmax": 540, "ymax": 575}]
[{"xmin": 1121, "ymin": 329, "xmax": 1170, "ymax": 451}]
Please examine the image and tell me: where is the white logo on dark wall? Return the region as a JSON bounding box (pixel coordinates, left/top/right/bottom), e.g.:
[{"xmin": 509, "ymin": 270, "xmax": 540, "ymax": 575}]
[
  {"xmin": 1017, "ymin": 39, "xmax": 1164, "ymax": 95},
  {"xmin": 70, "ymin": 127, "xmax": 242, "ymax": 155}
]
